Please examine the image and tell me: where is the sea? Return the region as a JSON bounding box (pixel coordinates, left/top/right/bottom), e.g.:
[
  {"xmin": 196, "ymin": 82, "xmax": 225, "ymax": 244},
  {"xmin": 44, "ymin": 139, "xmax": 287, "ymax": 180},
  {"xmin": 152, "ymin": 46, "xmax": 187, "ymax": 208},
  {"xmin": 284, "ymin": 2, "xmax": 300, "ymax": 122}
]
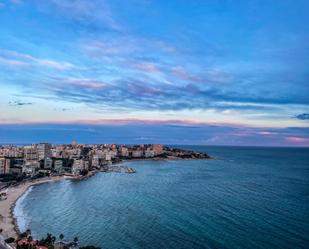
[{"xmin": 14, "ymin": 146, "xmax": 309, "ymax": 249}]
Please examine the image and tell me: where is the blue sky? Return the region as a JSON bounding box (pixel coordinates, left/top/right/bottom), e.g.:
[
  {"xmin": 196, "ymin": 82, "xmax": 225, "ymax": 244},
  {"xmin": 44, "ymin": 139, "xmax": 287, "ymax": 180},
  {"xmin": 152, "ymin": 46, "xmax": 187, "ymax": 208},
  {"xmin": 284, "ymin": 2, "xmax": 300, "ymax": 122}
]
[{"xmin": 0, "ymin": 0, "xmax": 308, "ymax": 146}]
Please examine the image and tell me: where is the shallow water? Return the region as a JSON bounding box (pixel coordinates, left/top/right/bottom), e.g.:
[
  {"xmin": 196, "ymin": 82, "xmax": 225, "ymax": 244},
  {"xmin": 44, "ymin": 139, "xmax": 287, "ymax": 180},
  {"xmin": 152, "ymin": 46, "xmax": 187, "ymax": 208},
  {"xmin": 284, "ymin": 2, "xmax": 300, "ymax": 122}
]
[{"xmin": 14, "ymin": 146, "xmax": 309, "ymax": 249}]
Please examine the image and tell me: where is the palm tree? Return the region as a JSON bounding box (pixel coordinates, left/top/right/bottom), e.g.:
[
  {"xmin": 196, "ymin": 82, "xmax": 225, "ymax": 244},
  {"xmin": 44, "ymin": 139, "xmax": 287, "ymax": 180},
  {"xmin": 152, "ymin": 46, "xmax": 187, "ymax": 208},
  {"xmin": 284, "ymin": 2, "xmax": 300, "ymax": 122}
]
[
  {"xmin": 27, "ymin": 236, "xmax": 33, "ymax": 249},
  {"xmin": 26, "ymin": 229, "xmax": 31, "ymax": 237},
  {"xmin": 73, "ymin": 237, "xmax": 78, "ymax": 246},
  {"xmin": 59, "ymin": 234, "xmax": 64, "ymax": 249}
]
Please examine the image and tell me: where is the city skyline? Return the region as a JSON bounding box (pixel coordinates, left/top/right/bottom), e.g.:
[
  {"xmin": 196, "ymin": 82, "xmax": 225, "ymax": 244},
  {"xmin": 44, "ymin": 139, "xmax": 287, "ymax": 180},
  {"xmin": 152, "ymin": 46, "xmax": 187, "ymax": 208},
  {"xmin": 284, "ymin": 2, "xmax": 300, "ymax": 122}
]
[{"xmin": 0, "ymin": 0, "xmax": 308, "ymax": 146}]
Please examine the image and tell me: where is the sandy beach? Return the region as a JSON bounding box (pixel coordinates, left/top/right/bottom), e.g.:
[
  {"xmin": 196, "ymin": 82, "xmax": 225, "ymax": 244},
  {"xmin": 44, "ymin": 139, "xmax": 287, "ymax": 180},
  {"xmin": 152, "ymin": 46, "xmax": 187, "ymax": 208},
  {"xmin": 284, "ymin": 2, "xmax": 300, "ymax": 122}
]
[{"xmin": 0, "ymin": 176, "xmax": 65, "ymax": 239}]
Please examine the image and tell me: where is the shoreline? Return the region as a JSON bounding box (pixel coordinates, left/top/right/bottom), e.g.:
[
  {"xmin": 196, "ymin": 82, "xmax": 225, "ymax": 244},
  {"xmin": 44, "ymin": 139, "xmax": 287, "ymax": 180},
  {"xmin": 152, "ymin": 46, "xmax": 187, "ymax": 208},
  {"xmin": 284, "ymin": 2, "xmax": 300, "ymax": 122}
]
[
  {"xmin": 0, "ymin": 157, "xmax": 212, "ymax": 240},
  {"xmin": 0, "ymin": 176, "xmax": 65, "ymax": 239}
]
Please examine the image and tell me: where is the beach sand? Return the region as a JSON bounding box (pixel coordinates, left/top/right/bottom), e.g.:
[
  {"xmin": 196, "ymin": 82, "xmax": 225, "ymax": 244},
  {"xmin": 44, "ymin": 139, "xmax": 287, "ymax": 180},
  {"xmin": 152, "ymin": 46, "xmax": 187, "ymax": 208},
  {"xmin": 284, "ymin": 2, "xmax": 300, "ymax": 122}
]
[{"xmin": 0, "ymin": 176, "xmax": 65, "ymax": 239}]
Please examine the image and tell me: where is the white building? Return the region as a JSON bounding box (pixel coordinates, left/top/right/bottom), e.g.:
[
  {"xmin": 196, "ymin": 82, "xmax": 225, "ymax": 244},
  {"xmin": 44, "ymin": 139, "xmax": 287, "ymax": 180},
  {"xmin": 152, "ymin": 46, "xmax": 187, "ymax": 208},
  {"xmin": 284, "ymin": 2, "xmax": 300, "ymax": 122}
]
[
  {"xmin": 54, "ymin": 160, "xmax": 63, "ymax": 172},
  {"xmin": 91, "ymin": 155, "xmax": 100, "ymax": 167},
  {"xmin": 132, "ymin": 150, "xmax": 143, "ymax": 158},
  {"xmin": 44, "ymin": 157, "xmax": 53, "ymax": 169},
  {"xmin": 24, "ymin": 145, "xmax": 38, "ymax": 161},
  {"xmin": 72, "ymin": 159, "xmax": 89, "ymax": 175},
  {"xmin": 145, "ymin": 148, "xmax": 155, "ymax": 158},
  {"xmin": 37, "ymin": 143, "xmax": 52, "ymax": 160},
  {"xmin": 22, "ymin": 162, "xmax": 38, "ymax": 176},
  {"xmin": 120, "ymin": 147, "xmax": 129, "ymax": 157},
  {"xmin": 105, "ymin": 152, "xmax": 112, "ymax": 161}
]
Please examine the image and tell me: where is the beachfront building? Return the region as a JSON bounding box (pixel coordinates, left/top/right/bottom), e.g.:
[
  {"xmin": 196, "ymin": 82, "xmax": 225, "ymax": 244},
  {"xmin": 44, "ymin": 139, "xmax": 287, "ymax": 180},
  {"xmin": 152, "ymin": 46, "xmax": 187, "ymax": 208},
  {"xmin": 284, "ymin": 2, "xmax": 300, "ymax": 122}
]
[
  {"xmin": 22, "ymin": 165, "xmax": 35, "ymax": 176},
  {"xmin": 0, "ymin": 157, "xmax": 11, "ymax": 174},
  {"xmin": 37, "ymin": 143, "xmax": 52, "ymax": 160},
  {"xmin": 54, "ymin": 160, "xmax": 63, "ymax": 173},
  {"xmin": 132, "ymin": 150, "xmax": 143, "ymax": 158},
  {"xmin": 91, "ymin": 155, "xmax": 100, "ymax": 167},
  {"xmin": 153, "ymin": 144, "xmax": 163, "ymax": 155},
  {"xmin": 145, "ymin": 148, "xmax": 155, "ymax": 158},
  {"xmin": 9, "ymin": 166, "xmax": 23, "ymax": 175},
  {"xmin": 44, "ymin": 157, "xmax": 53, "ymax": 169},
  {"xmin": 120, "ymin": 147, "xmax": 129, "ymax": 157},
  {"xmin": 24, "ymin": 160, "xmax": 40, "ymax": 169},
  {"xmin": 72, "ymin": 159, "xmax": 89, "ymax": 175},
  {"xmin": 22, "ymin": 160, "xmax": 40, "ymax": 176}
]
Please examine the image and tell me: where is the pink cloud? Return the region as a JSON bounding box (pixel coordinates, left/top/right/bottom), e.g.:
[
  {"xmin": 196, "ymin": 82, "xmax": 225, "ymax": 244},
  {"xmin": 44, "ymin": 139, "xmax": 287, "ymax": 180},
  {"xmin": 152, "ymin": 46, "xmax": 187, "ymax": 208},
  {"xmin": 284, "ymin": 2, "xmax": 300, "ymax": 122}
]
[
  {"xmin": 134, "ymin": 63, "xmax": 159, "ymax": 73},
  {"xmin": 64, "ymin": 79, "xmax": 108, "ymax": 89},
  {"xmin": 0, "ymin": 56, "xmax": 29, "ymax": 67},
  {"xmin": 256, "ymin": 131, "xmax": 277, "ymax": 135},
  {"xmin": 32, "ymin": 58, "xmax": 74, "ymax": 70},
  {"xmin": 285, "ymin": 136, "xmax": 309, "ymax": 143},
  {"xmin": 0, "ymin": 117, "xmax": 242, "ymax": 127},
  {"xmin": 0, "ymin": 49, "xmax": 75, "ymax": 70}
]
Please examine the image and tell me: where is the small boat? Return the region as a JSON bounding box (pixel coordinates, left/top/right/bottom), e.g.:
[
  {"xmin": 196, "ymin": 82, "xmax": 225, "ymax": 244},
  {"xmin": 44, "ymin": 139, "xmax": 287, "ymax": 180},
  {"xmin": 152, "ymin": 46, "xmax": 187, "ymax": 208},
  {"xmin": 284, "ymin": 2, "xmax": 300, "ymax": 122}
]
[{"xmin": 126, "ymin": 167, "xmax": 136, "ymax": 174}]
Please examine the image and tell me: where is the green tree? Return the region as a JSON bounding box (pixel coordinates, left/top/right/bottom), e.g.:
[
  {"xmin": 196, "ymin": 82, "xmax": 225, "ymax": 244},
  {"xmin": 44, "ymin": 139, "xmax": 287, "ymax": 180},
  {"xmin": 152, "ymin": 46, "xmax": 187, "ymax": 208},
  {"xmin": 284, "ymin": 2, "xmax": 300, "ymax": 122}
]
[
  {"xmin": 59, "ymin": 234, "xmax": 64, "ymax": 249},
  {"xmin": 73, "ymin": 237, "xmax": 78, "ymax": 245}
]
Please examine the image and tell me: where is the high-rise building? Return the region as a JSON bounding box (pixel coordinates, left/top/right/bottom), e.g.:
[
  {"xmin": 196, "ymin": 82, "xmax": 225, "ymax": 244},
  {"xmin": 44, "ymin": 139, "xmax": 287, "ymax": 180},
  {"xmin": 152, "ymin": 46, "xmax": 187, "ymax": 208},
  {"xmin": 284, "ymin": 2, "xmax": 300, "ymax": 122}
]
[
  {"xmin": 24, "ymin": 145, "xmax": 38, "ymax": 160},
  {"xmin": 54, "ymin": 160, "xmax": 63, "ymax": 172},
  {"xmin": 44, "ymin": 157, "xmax": 53, "ymax": 169},
  {"xmin": 37, "ymin": 143, "xmax": 52, "ymax": 160},
  {"xmin": 0, "ymin": 157, "xmax": 11, "ymax": 174}
]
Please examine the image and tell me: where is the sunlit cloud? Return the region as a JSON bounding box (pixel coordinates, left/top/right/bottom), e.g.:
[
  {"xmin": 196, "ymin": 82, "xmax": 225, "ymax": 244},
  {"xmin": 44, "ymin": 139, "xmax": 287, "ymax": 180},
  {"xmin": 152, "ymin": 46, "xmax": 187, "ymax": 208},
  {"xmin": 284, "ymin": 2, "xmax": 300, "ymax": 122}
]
[
  {"xmin": 62, "ymin": 78, "xmax": 108, "ymax": 89},
  {"xmin": 285, "ymin": 136, "xmax": 309, "ymax": 143},
  {"xmin": 133, "ymin": 63, "xmax": 160, "ymax": 73},
  {"xmin": 0, "ymin": 0, "xmax": 308, "ymax": 146},
  {"xmin": 0, "ymin": 49, "xmax": 76, "ymax": 70}
]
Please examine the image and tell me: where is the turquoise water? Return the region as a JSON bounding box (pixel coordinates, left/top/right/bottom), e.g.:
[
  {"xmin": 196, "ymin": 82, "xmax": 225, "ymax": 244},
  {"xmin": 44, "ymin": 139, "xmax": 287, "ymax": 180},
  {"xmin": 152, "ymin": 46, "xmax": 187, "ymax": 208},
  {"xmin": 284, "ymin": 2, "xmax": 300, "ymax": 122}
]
[{"xmin": 14, "ymin": 146, "xmax": 309, "ymax": 249}]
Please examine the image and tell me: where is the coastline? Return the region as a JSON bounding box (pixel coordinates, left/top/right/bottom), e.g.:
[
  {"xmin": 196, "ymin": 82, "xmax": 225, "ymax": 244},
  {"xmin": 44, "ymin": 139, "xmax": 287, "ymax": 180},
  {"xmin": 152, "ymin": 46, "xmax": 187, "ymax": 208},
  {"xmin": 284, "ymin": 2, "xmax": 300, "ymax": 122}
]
[
  {"xmin": 0, "ymin": 157, "xmax": 212, "ymax": 240},
  {"xmin": 0, "ymin": 176, "xmax": 65, "ymax": 239}
]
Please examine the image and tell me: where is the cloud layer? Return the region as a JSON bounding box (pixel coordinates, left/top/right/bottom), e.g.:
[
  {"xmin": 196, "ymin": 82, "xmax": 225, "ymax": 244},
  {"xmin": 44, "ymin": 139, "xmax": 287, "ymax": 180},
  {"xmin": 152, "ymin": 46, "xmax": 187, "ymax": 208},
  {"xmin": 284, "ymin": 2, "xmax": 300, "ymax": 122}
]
[{"xmin": 0, "ymin": 0, "xmax": 308, "ymax": 145}]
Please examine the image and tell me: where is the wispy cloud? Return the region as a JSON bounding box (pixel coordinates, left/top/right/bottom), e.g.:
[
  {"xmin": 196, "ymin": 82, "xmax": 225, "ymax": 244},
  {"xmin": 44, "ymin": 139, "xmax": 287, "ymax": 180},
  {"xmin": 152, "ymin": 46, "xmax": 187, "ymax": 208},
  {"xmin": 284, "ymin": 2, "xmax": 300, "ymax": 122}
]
[
  {"xmin": 0, "ymin": 49, "xmax": 76, "ymax": 70},
  {"xmin": 62, "ymin": 78, "xmax": 108, "ymax": 89},
  {"xmin": 133, "ymin": 63, "xmax": 160, "ymax": 73},
  {"xmin": 285, "ymin": 136, "xmax": 309, "ymax": 143},
  {"xmin": 0, "ymin": 121, "xmax": 308, "ymax": 146},
  {"xmin": 1, "ymin": 0, "xmax": 308, "ymax": 146},
  {"xmin": 0, "ymin": 56, "xmax": 29, "ymax": 67},
  {"xmin": 48, "ymin": 0, "xmax": 121, "ymax": 31}
]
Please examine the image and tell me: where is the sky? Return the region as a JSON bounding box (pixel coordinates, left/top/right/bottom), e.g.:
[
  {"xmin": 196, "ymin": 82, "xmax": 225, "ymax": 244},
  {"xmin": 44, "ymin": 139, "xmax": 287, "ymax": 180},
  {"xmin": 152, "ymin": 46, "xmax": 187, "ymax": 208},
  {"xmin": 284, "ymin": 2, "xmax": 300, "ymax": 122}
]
[{"xmin": 0, "ymin": 0, "xmax": 308, "ymax": 146}]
